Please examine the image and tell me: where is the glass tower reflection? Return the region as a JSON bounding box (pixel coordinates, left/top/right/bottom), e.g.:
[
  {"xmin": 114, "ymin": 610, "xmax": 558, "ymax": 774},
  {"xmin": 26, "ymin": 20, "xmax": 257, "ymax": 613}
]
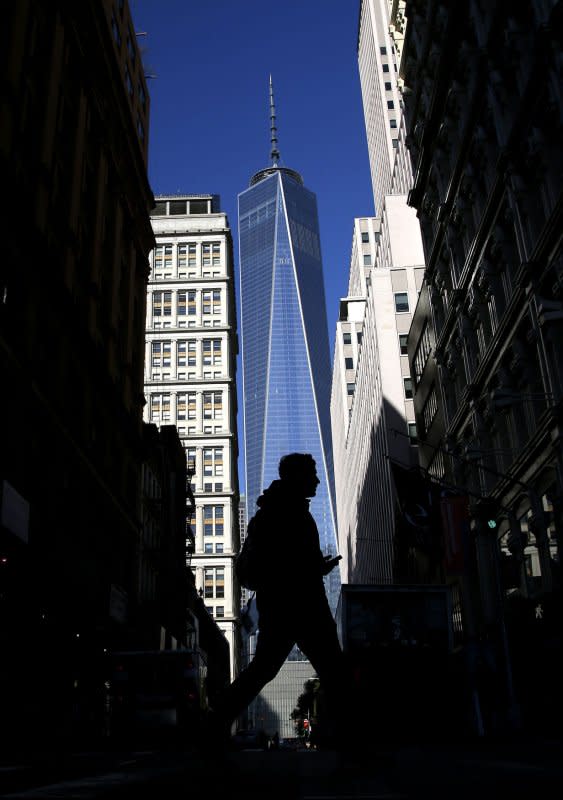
[{"xmin": 238, "ymin": 161, "xmax": 340, "ymax": 614}]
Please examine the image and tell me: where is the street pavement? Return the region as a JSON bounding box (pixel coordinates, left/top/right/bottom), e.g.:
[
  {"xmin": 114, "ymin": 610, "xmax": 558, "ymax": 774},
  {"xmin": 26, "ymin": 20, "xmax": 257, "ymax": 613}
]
[{"xmin": 1, "ymin": 734, "xmax": 562, "ymax": 798}]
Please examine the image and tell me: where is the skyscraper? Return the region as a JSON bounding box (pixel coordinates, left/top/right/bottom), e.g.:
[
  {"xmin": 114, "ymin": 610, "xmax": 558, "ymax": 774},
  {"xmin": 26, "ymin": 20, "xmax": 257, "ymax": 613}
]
[
  {"xmin": 329, "ymin": 0, "xmax": 425, "ymax": 584},
  {"xmin": 144, "ymin": 194, "xmax": 241, "ymax": 681},
  {"xmin": 238, "ymin": 79, "xmax": 340, "ymax": 612}
]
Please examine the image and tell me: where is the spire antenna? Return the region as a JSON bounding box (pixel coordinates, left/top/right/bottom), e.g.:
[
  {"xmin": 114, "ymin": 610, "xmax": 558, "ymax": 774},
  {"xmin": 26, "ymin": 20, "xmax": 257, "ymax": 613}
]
[{"xmin": 269, "ymin": 75, "xmax": 280, "ymax": 166}]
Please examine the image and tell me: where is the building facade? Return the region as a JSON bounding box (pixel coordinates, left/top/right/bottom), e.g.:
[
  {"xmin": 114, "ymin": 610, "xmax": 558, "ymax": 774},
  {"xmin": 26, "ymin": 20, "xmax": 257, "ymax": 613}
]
[
  {"xmin": 330, "ymin": 0, "xmax": 426, "ymax": 584},
  {"xmin": 0, "ymin": 0, "xmax": 154, "ymax": 745},
  {"xmin": 401, "ymin": 0, "xmax": 562, "ymax": 732},
  {"xmin": 238, "ymin": 90, "xmax": 340, "ymax": 613},
  {"xmin": 331, "ymin": 214, "xmax": 424, "ymax": 583},
  {"xmin": 144, "ymin": 195, "xmax": 240, "ymax": 680}
]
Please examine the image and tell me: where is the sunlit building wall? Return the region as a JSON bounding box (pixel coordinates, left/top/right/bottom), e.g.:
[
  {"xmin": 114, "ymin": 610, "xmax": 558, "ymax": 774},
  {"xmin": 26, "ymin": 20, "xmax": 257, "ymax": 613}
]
[
  {"xmin": 144, "ymin": 195, "xmax": 240, "ymax": 680},
  {"xmin": 330, "ymin": 0, "xmax": 426, "ymax": 583}
]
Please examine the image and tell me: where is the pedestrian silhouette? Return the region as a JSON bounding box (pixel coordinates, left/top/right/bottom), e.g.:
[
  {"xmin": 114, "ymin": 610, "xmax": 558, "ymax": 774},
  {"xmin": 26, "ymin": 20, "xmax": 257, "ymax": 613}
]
[{"xmin": 209, "ymin": 453, "xmax": 348, "ymax": 746}]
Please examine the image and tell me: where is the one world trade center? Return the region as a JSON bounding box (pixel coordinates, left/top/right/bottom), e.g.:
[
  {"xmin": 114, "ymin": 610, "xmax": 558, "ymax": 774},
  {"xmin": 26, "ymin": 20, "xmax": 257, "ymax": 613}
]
[{"xmin": 238, "ymin": 79, "xmax": 340, "ymax": 613}]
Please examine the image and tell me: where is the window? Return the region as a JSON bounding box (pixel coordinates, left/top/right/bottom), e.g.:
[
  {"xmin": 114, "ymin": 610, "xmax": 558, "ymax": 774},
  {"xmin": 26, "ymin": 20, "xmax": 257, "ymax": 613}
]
[
  {"xmin": 343, "ymin": 332, "xmax": 352, "ymax": 345},
  {"xmin": 154, "ymin": 291, "xmax": 172, "ymax": 316},
  {"xmin": 347, "ymin": 383, "xmax": 355, "ymax": 396},
  {"xmin": 408, "ymin": 422, "xmax": 418, "ymax": 443},
  {"xmin": 215, "ymin": 606, "xmax": 225, "ymax": 619},
  {"xmin": 399, "ymin": 334, "xmax": 409, "ymax": 355},
  {"xmin": 169, "ymin": 200, "xmax": 186, "ymax": 215},
  {"xmin": 187, "ymin": 340, "xmax": 197, "ymax": 367},
  {"xmin": 177, "ymin": 393, "xmax": 187, "ymax": 420},
  {"xmin": 357, "ymin": 331, "xmax": 362, "ymax": 344},
  {"xmin": 150, "ymin": 393, "xmax": 170, "ymax": 422},
  {"xmin": 403, "ymin": 377, "xmax": 414, "ymax": 399},
  {"xmin": 152, "ymin": 292, "xmax": 163, "ymax": 317},
  {"xmin": 188, "ymin": 291, "xmax": 196, "ymax": 315},
  {"xmin": 189, "ymin": 243, "xmax": 197, "ymax": 266},
  {"xmin": 390, "ymin": 119, "xmax": 397, "ymax": 128},
  {"xmin": 380, "ymin": 46, "xmax": 387, "ymax": 54},
  {"xmin": 203, "ymin": 391, "xmax": 222, "ymax": 420},
  {"xmin": 187, "ymin": 392, "xmax": 196, "ymax": 420},
  {"xmin": 203, "ymin": 447, "xmax": 223, "ymax": 477},
  {"xmin": 215, "ymin": 543, "xmax": 223, "ymax": 554},
  {"xmin": 126, "ymin": 32, "xmax": 136, "ymax": 63},
  {"xmin": 204, "ymin": 567, "xmax": 224, "ymax": 599},
  {"xmin": 363, "ymin": 254, "xmax": 372, "ymax": 266},
  {"xmin": 186, "ymin": 448, "xmax": 196, "ymax": 475},
  {"xmin": 361, "ymin": 232, "xmax": 369, "ymax": 243},
  {"xmin": 153, "ymin": 244, "xmax": 172, "ymax": 275},
  {"xmin": 177, "ymin": 292, "xmax": 186, "ymax": 316},
  {"xmin": 385, "ymin": 82, "xmax": 392, "ymax": 91},
  {"xmin": 178, "ymin": 242, "xmax": 197, "ymax": 272},
  {"xmin": 203, "ymin": 338, "xmax": 222, "ymax": 366},
  {"xmin": 394, "ymin": 292, "xmax": 409, "ymax": 313},
  {"xmin": 177, "ymin": 341, "xmax": 187, "ymax": 367},
  {"xmin": 387, "ymin": 100, "xmax": 394, "ymax": 109},
  {"xmin": 204, "ymin": 543, "xmax": 213, "ymax": 554},
  {"xmin": 383, "ymin": 63, "xmax": 390, "ymax": 73},
  {"xmin": 414, "ymin": 323, "xmax": 432, "ymax": 382},
  {"xmin": 345, "ymin": 357, "xmax": 354, "ymax": 370},
  {"xmin": 124, "ymin": 66, "xmax": 133, "ymax": 97},
  {"xmin": 422, "ymin": 388, "xmax": 438, "ymax": 433},
  {"xmin": 202, "ymin": 242, "xmax": 220, "ymax": 267},
  {"xmin": 151, "ymin": 341, "xmax": 161, "ymax": 367},
  {"xmin": 203, "ymin": 505, "xmax": 214, "ymax": 537}
]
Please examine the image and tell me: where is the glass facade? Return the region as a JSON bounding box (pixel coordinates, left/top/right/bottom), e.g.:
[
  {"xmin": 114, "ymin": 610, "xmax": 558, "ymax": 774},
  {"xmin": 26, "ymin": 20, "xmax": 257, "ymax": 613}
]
[{"xmin": 238, "ymin": 169, "xmax": 340, "ymax": 613}]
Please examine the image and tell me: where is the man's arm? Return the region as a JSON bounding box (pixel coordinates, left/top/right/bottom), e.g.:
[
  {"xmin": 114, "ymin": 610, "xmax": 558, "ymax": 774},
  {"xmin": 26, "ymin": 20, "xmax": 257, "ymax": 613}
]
[{"xmin": 321, "ymin": 554, "xmax": 342, "ymax": 575}]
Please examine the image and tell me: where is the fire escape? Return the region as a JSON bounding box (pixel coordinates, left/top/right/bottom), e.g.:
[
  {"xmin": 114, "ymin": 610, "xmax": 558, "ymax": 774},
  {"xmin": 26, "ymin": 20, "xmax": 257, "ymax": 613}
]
[{"xmin": 185, "ymin": 459, "xmax": 196, "ymax": 567}]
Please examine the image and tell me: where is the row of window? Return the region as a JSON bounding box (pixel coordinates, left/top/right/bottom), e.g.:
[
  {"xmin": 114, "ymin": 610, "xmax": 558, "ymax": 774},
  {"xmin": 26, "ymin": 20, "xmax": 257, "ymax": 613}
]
[
  {"xmin": 149, "ymin": 392, "xmax": 224, "ymax": 422},
  {"xmin": 152, "ymin": 241, "xmax": 222, "ymax": 276},
  {"xmin": 342, "ymin": 331, "xmax": 362, "ymax": 345},
  {"xmin": 344, "ymin": 330, "xmax": 408, "ymax": 355},
  {"xmin": 347, "ymin": 375, "xmax": 412, "ymax": 400},
  {"xmin": 151, "ymin": 338, "xmax": 222, "ymax": 368},
  {"xmin": 186, "ymin": 447, "xmax": 224, "ymax": 478},
  {"xmin": 152, "ymin": 289, "xmax": 222, "ymax": 316}
]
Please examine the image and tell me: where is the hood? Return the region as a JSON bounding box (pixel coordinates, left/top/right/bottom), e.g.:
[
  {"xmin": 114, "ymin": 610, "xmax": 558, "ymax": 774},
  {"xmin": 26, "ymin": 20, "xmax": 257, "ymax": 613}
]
[{"xmin": 256, "ymin": 479, "xmax": 310, "ymax": 513}]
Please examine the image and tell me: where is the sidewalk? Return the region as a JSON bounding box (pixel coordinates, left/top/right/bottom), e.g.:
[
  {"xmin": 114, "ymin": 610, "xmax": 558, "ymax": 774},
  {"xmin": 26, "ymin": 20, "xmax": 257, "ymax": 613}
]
[{"xmin": 1, "ymin": 732, "xmax": 561, "ymax": 798}]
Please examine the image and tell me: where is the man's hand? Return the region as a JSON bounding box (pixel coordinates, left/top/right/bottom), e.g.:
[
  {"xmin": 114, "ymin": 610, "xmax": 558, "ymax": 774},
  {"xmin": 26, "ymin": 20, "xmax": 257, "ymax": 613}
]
[{"xmin": 322, "ymin": 555, "xmax": 342, "ymax": 575}]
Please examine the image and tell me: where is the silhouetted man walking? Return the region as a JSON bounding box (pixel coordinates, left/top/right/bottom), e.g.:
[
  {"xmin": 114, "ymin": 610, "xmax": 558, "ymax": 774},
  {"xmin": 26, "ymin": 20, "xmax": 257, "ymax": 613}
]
[{"xmin": 210, "ymin": 453, "xmax": 347, "ymax": 743}]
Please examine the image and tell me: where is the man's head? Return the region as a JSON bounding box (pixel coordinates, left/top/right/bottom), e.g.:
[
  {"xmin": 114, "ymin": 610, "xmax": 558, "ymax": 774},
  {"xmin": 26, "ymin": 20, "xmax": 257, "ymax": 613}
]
[{"xmin": 278, "ymin": 453, "xmax": 320, "ymax": 497}]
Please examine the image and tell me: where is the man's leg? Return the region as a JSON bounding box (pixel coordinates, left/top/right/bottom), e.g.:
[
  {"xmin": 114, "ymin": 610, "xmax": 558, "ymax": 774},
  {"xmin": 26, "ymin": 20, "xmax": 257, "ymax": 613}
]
[
  {"xmin": 296, "ymin": 612, "xmax": 355, "ymax": 744},
  {"xmin": 213, "ymin": 621, "xmax": 294, "ymax": 728}
]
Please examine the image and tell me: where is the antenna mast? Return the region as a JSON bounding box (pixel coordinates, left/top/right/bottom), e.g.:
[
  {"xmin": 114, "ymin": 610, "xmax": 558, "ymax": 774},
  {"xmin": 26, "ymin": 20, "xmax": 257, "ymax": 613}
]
[{"xmin": 269, "ymin": 75, "xmax": 280, "ymax": 166}]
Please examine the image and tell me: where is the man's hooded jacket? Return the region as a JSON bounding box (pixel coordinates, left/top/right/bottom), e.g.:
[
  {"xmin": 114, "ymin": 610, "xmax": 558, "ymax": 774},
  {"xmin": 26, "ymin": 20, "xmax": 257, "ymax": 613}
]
[{"xmin": 236, "ymin": 479, "xmax": 328, "ymax": 597}]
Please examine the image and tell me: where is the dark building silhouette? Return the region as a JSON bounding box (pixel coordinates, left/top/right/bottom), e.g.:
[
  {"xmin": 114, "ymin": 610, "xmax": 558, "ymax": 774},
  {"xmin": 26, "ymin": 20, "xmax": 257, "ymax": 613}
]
[
  {"xmin": 0, "ymin": 0, "xmax": 155, "ymax": 745},
  {"xmin": 402, "ymin": 0, "xmax": 563, "ymax": 733}
]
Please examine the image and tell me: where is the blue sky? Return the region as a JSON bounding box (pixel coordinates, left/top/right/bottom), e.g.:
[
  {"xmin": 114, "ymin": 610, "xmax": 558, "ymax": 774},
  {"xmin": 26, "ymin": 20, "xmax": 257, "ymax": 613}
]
[{"xmin": 130, "ymin": 0, "xmax": 374, "ymax": 490}]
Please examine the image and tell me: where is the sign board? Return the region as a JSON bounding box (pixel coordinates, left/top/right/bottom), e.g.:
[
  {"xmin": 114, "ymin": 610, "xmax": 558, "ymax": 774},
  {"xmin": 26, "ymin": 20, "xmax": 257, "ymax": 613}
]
[{"xmin": 337, "ymin": 584, "xmax": 453, "ymax": 653}]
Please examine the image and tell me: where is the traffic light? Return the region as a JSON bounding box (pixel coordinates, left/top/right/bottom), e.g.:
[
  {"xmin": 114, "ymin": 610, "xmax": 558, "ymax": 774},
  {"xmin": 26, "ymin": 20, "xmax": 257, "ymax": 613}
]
[{"xmin": 472, "ymin": 499, "xmax": 499, "ymax": 532}]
